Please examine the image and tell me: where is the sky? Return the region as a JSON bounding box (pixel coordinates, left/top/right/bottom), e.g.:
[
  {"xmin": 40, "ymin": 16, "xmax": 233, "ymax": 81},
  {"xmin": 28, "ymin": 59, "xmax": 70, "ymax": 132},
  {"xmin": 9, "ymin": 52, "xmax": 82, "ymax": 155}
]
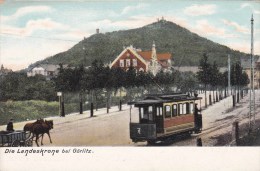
[{"xmin": 0, "ymin": 0, "xmax": 260, "ymax": 71}]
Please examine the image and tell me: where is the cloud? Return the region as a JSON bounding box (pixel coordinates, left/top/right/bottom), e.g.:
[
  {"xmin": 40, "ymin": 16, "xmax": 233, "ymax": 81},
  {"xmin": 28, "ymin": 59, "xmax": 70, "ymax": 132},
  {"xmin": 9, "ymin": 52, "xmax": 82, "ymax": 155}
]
[
  {"xmin": 1, "ymin": 39, "xmax": 75, "ymax": 71},
  {"xmin": 240, "ymin": 3, "xmax": 251, "ymax": 9},
  {"xmin": 226, "ymin": 41, "xmax": 260, "ymax": 54},
  {"xmin": 1, "ymin": 6, "xmax": 52, "ymax": 22},
  {"xmin": 222, "ymin": 19, "xmax": 249, "ymax": 34},
  {"xmin": 184, "ymin": 4, "xmax": 217, "ymax": 16},
  {"xmin": 188, "ymin": 19, "xmax": 236, "ymax": 38},
  {"xmin": 121, "ymin": 3, "xmax": 148, "ymax": 15},
  {"xmin": 239, "ymin": 3, "xmax": 260, "ymax": 14},
  {"xmin": 55, "ymin": 30, "xmax": 90, "ymax": 41},
  {"xmin": 2, "ymin": 18, "xmax": 69, "ymax": 36},
  {"xmin": 254, "ymin": 10, "xmax": 260, "ymax": 14}
]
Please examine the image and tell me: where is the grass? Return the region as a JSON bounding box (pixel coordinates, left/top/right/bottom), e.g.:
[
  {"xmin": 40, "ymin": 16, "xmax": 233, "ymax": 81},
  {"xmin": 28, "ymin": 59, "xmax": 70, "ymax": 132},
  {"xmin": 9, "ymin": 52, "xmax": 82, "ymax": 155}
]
[
  {"xmin": 0, "ymin": 100, "xmax": 79, "ymax": 125},
  {"xmin": 0, "ymin": 92, "xmax": 130, "ymax": 126}
]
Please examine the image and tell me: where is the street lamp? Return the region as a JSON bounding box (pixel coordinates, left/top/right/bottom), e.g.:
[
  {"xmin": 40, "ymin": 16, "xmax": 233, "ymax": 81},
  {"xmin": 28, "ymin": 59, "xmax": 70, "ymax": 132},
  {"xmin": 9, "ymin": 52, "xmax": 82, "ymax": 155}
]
[{"xmin": 57, "ymin": 92, "xmax": 62, "ymax": 116}]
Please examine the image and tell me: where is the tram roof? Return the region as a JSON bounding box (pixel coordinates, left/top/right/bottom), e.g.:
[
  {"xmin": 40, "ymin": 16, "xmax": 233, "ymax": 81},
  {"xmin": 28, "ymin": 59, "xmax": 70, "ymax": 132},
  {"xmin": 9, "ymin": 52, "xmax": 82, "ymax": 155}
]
[{"xmin": 133, "ymin": 93, "xmax": 202, "ymax": 106}]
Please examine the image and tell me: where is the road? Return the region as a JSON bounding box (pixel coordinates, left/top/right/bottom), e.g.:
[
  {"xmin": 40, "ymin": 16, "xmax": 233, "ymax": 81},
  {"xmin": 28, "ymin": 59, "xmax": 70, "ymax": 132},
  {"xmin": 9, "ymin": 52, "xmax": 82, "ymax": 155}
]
[{"xmin": 1, "ymin": 91, "xmax": 259, "ymax": 146}]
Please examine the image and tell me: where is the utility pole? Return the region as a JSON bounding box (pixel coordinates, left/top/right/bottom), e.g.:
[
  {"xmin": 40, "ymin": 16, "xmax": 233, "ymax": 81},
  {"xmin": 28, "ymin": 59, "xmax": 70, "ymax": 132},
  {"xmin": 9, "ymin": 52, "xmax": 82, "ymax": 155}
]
[
  {"xmin": 249, "ymin": 14, "xmax": 255, "ymax": 131},
  {"xmin": 228, "ymin": 54, "xmax": 231, "ymax": 96}
]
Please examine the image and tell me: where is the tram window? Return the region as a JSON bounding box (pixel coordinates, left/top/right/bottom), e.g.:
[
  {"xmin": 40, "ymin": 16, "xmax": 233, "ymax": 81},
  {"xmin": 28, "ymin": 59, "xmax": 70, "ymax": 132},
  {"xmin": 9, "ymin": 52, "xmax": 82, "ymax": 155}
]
[
  {"xmin": 165, "ymin": 105, "xmax": 171, "ymax": 118},
  {"xmin": 178, "ymin": 104, "xmax": 183, "ymax": 115},
  {"xmin": 186, "ymin": 102, "xmax": 190, "ymax": 114},
  {"xmin": 148, "ymin": 106, "xmax": 153, "ymax": 121},
  {"xmin": 140, "ymin": 108, "xmax": 144, "ymax": 118},
  {"xmin": 183, "ymin": 103, "xmax": 187, "ymax": 114},
  {"xmin": 172, "ymin": 104, "xmax": 177, "ymax": 117},
  {"xmin": 140, "ymin": 106, "xmax": 154, "ymax": 122},
  {"xmin": 190, "ymin": 103, "xmax": 194, "ymax": 114},
  {"xmin": 148, "ymin": 106, "xmax": 153, "ymax": 114},
  {"xmin": 143, "ymin": 107, "xmax": 149, "ymax": 120},
  {"xmin": 157, "ymin": 107, "xmax": 162, "ymax": 116}
]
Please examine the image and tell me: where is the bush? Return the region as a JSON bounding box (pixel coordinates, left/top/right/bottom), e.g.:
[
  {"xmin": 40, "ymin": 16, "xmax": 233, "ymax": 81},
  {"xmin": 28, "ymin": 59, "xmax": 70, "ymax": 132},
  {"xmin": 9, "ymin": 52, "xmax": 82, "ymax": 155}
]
[{"xmin": 0, "ymin": 100, "xmax": 59, "ymax": 125}]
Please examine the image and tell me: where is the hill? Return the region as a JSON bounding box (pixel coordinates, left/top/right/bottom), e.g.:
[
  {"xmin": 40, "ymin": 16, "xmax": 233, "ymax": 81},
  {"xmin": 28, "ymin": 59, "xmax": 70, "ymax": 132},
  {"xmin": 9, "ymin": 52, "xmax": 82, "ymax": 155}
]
[{"xmin": 32, "ymin": 19, "xmax": 253, "ymax": 68}]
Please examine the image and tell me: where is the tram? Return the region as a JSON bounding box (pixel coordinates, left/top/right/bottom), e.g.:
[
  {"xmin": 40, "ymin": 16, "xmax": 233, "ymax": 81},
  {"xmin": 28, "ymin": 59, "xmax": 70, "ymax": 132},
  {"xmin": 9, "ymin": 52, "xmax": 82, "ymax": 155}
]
[{"xmin": 129, "ymin": 93, "xmax": 202, "ymax": 144}]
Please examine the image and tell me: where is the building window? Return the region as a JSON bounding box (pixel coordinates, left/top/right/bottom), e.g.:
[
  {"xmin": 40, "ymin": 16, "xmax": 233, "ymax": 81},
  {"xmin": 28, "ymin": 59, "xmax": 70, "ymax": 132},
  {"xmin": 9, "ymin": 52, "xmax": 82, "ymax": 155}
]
[
  {"xmin": 126, "ymin": 59, "xmax": 131, "ymax": 67},
  {"xmin": 120, "ymin": 60, "xmax": 124, "ymax": 67},
  {"xmin": 133, "ymin": 59, "xmax": 137, "ymax": 67}
]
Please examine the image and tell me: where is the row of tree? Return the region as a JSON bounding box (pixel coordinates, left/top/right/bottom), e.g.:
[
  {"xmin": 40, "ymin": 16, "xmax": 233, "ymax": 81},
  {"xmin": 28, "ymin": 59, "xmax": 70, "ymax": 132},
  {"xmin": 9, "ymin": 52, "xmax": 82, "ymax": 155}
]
[
  {"xmin": 53, "ymin": 60, "xmax": 178, "ymax": 110},
  {"xmin": 0, "ymin": 54, "xmax": 249, "ymax": 113},
  {"xmin": 197, "ymin": 53, "xmax": 249, "ymax": 107},
  {"xmin": 0, "ymin": 60, "xmax": 195, "ymax": 103}
]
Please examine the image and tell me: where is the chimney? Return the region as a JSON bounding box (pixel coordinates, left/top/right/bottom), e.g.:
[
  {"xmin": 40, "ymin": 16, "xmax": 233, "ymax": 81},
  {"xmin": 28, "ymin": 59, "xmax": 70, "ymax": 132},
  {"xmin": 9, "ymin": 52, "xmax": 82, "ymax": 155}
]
[{"xmin": 96, "ymin": 28, "xmax": 100, "ymax": 34}]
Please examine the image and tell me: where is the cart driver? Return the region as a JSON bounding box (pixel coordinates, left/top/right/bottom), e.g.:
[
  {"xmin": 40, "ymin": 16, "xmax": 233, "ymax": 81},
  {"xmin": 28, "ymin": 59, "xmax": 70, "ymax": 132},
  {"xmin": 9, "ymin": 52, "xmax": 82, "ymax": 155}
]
[{"xmin": 6, "ymin": 119, "xmax": 14, "ymax": 132}]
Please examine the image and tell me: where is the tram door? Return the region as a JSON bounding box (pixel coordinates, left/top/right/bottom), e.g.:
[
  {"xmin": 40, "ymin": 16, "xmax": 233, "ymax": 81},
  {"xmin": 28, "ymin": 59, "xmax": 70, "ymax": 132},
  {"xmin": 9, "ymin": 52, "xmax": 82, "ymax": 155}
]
[
  {"xmin": 139, "ymin": 106, "xmax": 154, "ymax": 123},
  {"xmin": 155, "ymin": 106, "xmax": 164, "ymax": 133}
]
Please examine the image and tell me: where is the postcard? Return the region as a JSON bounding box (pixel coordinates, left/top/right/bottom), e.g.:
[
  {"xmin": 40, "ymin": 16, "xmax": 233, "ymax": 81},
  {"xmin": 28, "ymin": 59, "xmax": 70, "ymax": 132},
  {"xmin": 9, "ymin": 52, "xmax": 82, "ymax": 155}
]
[{"xmin": 0, "ymin": 1, "xmax": 259, "ymax": 170}]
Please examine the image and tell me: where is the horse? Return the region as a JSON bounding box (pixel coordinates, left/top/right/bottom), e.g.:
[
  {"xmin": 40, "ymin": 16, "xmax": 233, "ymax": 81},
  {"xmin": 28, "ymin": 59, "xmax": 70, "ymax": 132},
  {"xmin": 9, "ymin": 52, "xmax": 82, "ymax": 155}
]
[
  {"xmin": 23, "ymin": 119, "xmax": 45, "ymax": 145},
  {"xmin": 32, "ymin": 120, "xmax": 53, "ymax": 147},
  {"xmin": 23, "ymin": 119, "xmax": 44, "ymax": 132}
]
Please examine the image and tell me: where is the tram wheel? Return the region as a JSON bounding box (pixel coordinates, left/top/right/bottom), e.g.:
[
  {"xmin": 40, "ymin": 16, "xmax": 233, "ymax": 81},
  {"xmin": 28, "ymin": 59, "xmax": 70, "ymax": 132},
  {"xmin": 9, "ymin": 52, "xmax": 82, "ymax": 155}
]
[
  {"xmin": 11, "ymin": 140, "xmax": 20, "ymax": 147},
  {"xmin": 147, "ymin": 140, "xmax": 157, "ymax": 146}
]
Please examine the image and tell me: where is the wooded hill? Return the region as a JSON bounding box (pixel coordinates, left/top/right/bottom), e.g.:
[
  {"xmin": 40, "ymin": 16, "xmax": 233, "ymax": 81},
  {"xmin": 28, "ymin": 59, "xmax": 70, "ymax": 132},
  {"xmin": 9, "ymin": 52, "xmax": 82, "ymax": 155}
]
[{"xmin": 32, "ymin": 20, "xmax": 253, "ymax": 68}]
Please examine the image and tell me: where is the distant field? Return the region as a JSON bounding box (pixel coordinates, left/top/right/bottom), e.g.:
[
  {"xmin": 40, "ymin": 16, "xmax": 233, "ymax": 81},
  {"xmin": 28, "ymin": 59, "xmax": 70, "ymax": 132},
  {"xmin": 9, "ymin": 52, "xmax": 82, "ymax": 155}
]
[{"xmin": 0, "ymin": 100, "xmax": 79, "ymax": 125}]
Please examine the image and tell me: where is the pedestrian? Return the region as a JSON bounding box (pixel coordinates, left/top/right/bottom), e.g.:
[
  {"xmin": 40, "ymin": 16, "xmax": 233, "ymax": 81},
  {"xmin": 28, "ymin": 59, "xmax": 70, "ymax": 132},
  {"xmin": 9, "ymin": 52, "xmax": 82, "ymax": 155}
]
[
  {"xmin": 194, "ymin": 104, "xmax": 201, "ymax": 115},
  {"xmin": 194, "ymin": 104, "xmax": 201, "ymax": 133},
  {"xmin": 6, "ymin": 119, "xmax": 14, "ymax": 132}
]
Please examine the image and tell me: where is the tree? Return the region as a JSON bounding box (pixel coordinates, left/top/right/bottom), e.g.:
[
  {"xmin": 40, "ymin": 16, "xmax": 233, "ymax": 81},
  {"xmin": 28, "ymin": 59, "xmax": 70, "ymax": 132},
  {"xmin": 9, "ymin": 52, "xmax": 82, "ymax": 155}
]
[
  {"xmin": 82, "ymin": 59, "xmax": 106, "ymax": 110},
  {"xmin": 0, "ymin": 72, "xmax": 56, "ymax": 101},
  {"xmin": 209, "ymin": 61, "xmax": 221, "ymax": 102},
  {"xmin": 124, "ymin": 66, "xmax": 137, "ymax": 101},
  {"xmin": 219, "ymin": 71, "xmax": 228, "ymax": 98},
  {"xmin": 154, "ymin": 70, "xmax": 174, "ymax": 92},
  {"xmin": 197, "ymin": 53, "xmax": 211, "ymax": 107},
  {"xmin": 176, "ymin": 71, "xmax": 198, "ymax": 93}
]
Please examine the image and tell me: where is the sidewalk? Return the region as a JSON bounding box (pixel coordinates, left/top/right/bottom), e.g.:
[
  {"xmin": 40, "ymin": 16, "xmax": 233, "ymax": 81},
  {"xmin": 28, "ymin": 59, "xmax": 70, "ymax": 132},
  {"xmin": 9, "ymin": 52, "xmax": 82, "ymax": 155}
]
[{"xmin": 0, "ymin": 104, "xmax": 130, "ymax": 130}]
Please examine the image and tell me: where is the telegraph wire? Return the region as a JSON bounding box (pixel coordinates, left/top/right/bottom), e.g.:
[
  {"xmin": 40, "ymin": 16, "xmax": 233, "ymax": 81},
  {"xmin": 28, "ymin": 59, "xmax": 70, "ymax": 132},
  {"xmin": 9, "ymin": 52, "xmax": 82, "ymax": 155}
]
[{"xmin": 0, "ymin": 32, "xmax": 80, "ymax": 42}]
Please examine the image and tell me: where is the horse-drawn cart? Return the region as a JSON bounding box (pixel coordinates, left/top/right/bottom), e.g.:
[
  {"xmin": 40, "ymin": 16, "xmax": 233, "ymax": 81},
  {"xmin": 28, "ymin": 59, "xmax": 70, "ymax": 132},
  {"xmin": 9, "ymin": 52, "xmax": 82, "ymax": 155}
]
[{"xmin": 0, "ymin": 130, "xmax": 33, "ymax": 147}]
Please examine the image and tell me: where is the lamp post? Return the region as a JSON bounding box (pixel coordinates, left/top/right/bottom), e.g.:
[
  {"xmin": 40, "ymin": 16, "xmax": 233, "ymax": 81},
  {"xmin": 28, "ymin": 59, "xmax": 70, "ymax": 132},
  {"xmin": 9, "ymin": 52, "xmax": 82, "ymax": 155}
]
[
  {"xmin": 83, "ymin": 45, "xmax": 94, "ymax": 117},
  {"xmin": 79, "ymin": 91, "xmax": 83, "ymax": 114},
  {"xmin": 57, "ymin": 92, "xmax": 62, "ymax": 117}
]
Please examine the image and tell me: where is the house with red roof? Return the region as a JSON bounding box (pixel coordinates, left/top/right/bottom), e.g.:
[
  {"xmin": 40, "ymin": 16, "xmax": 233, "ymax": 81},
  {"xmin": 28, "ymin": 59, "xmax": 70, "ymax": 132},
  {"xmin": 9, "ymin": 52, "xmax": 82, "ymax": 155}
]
[{"xmin": 110, "ymin": 42, "xmax": 172, "ymax": 75}]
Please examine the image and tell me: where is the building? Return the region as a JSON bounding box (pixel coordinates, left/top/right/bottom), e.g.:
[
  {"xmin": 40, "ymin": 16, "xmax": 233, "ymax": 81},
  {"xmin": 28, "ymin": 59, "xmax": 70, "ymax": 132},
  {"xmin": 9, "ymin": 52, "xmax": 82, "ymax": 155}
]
[
  {"xmin": 0, "ymin": 65, "xmax": 12, "ymax": 76},
  {"xmin": 241, "ymin": 56, "xmax": 260, "ymax": 89},
  {"xmin": 110, "ymin": 42, "xmax": 172, "ymax": 75},
  {"xmin": 27, "ymin": 64, "xmax": 67, "ymax": 79},
  {"xmin": 0, "ymin": 65, "xmax": 12, "ymax": 79}
]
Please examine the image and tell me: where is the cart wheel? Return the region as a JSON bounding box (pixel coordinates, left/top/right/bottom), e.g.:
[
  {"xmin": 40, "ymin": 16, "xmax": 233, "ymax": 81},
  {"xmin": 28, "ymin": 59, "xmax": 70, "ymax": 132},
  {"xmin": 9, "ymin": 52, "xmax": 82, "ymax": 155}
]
[
  {"xmin": 11, "ymin": 140, "xmax": 20, "ymax": 147},
  {"xmin": 25, "ymin": 139, "xmax": 33, "ymax": 147}
]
